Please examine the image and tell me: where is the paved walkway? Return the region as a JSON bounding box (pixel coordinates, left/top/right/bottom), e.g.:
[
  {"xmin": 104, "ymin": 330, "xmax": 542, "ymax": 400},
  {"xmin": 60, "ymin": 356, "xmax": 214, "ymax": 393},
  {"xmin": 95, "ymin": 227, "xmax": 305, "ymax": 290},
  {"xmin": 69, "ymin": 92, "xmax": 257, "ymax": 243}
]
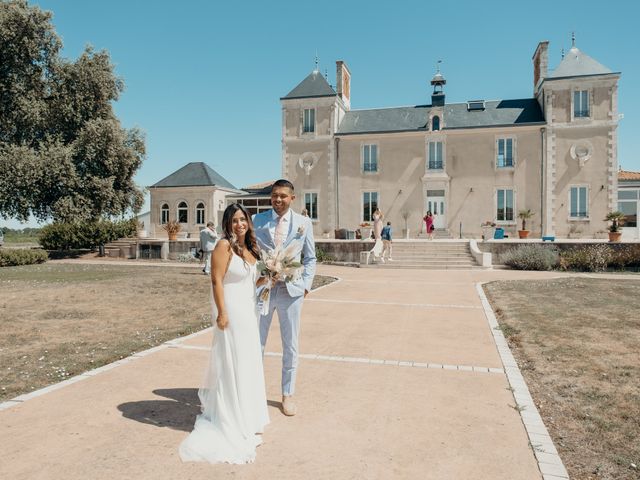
[{"xmin": 1, "ymin": 265, "xmax": 575, "ymax": 479}]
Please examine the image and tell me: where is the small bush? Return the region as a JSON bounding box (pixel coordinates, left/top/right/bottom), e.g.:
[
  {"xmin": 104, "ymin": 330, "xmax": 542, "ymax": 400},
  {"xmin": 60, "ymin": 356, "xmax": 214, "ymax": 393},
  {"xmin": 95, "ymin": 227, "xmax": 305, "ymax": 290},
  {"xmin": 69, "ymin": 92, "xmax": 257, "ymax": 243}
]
[
  {"xmin": 502, "ymin": 245, "xmax": 558, "ymax": 271},
  {"xmin": 39, "ymin": 219, "xmax": 137, "ymax": 250},
  {"xmin": 608, "ymin": 245, "xmax": 640, "ymax": 269},
  {"xmin": 177, "ymin": 253, "xmax": 199, "ymax": 263},
  {"xmin": 315, "ymin": 246, "xmax": 335, "ymax": 263},
  {"xmin": 0, "ymin": 249, "xmax": 49, "ymax": 267},
  {"xmin": 559, "ymin": 244, "xmax": 612, "ymax": 272}
]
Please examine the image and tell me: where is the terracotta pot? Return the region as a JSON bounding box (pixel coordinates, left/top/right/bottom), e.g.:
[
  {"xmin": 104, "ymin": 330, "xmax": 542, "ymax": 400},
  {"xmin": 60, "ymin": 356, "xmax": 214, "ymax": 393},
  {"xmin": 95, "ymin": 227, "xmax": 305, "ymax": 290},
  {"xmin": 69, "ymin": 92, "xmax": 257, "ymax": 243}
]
[
  {"xmin": 608, "ymin": 231, "xmax": 622, "ymax": 243},
  {"xmin": 518, "ymin": 230, "xmax": 530, "ymax": 239},
  {"xmin": 168, "ymin": 233, "xmax": 177, "ymax": 241}
]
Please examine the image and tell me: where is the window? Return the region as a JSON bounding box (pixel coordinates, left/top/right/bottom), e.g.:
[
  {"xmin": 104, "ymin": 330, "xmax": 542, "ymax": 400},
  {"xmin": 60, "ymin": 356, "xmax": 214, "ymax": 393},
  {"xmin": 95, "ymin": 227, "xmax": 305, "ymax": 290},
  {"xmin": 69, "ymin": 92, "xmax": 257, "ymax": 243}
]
[
  {"xmin": 618, "ymin": 200, "xmax": 638, "ymax": 228},
  {"xmin": 432, "ymin": 116, "xmax": 440, "ymax": 131},
  {"xmin": 195, "ymin": 202, "xmax": 205, "ymax": 225},
  {"xmin": 304, "ymin": 192, "xmax": 318, "ymax": 220},
  {"xmin": 303, "ymin": 108, "xmax": 315, "ymax": 133},
  {"xmin": 467, "ymin": 100, "xmax": 485, "ymax": 111},
  {"xmin": 569, "ymin": 186, "xmax": 589, "ymax": 218},
  {"xmin": 574, "ymin": 90, "xmax": 590, "ymax": 118},
  {"xmin": 496, "ymin": 189, "xmax": 514, "ymax": 222},
  {"xmin": 363, "ymin": 144, "xmax": 378, "ymax": 172},
  {"xmin": 177, "ymin": 201, "xmax": 188, "ymax": 223},
  {"xmin": 496, "ymin": 138, "xmax": 514, "ymax": 168},
  {"xmin": 362, "ymin": 191, "xmax": 378, "ymax": 222},
  {"xmin": 428, "ymin": 141, "xmax": 443, "ymax": 170},
  {"xmin": 161, "ymin": 203, "xmax": 169, "ymax": 224}
]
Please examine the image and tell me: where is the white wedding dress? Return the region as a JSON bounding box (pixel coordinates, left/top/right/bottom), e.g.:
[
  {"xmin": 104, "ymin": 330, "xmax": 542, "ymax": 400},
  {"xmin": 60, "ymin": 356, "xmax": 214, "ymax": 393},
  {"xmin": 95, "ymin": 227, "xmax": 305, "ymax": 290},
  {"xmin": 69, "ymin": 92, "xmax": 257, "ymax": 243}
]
[{"xmin": 179, "ymin": 253, "xmax": 270, "ymax": 464}]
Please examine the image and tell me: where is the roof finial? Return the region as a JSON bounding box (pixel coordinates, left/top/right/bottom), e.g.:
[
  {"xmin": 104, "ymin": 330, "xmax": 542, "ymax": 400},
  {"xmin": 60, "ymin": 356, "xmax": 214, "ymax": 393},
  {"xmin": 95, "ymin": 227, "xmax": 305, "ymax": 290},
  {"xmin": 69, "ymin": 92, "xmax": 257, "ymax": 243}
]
[
  {"xmin": 436, "ymin": 59, "xmax": 442, "ymax": 73},
  {"xmin": 561, "ymin": 47, "xmax": 565, "ymax": 59},
  {"xmin": 324, "ymin": 68, "xmax": 328, "ymax": 80},
  {"xmin": 314, "ymin": 51, "xmax": 319, "ymax": 72},
  {"xmin": 571, "ymin": 31, "xmax": 576, "ymax": 48}
]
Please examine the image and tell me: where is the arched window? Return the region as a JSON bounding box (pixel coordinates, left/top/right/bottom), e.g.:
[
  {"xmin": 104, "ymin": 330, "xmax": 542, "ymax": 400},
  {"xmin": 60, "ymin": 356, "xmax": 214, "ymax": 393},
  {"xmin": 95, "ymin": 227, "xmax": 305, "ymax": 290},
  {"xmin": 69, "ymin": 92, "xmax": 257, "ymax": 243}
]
[
  {"xmin": 432, "ymin": 116, "xmax": 440, "ymax": 131},
  {"xmin": 196, "ymin": 202, "xmax": 205, "ymax": 225},
  {"xmin": 161, "ymin": 203, "xmax": 169, "ymax": 224},
  {"xmin": 177, "ymin": 201, "xmax": 188, "ymax": 223}
]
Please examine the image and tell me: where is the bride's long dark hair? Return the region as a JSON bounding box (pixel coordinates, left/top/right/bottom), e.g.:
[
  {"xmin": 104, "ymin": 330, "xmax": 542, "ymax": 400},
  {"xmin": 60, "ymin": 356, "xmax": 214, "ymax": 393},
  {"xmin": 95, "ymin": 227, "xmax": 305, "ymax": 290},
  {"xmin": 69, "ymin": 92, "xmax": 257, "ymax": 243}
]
[{"xmin": 221, "ymin": 203, "xmax": 260, "ymax": 261}]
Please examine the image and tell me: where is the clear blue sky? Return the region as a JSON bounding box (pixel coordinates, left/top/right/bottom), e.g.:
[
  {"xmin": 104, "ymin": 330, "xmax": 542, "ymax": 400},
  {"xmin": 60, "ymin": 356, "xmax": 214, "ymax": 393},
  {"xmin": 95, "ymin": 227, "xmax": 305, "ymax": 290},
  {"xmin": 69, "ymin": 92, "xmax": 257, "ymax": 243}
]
[{"xmin": 7, "ymin": 0, "xmax": 640, "ymax": 228}]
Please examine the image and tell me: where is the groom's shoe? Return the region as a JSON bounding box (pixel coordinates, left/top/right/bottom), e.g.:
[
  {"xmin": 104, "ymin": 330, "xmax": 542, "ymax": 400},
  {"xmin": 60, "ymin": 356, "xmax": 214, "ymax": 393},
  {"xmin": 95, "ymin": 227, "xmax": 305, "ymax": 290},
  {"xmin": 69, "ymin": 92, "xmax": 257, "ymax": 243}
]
[{"xmin": 282, "ymin": 395, "xmax": 296, "ymax": 416}]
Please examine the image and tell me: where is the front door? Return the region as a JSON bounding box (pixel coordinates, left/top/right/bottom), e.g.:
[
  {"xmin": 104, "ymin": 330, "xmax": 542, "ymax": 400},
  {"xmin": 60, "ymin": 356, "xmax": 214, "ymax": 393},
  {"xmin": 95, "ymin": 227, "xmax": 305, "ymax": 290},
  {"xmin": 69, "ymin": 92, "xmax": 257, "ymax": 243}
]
[{"xmin": 426, "ymin": 190, "xmax": 446, "ymax": 229}]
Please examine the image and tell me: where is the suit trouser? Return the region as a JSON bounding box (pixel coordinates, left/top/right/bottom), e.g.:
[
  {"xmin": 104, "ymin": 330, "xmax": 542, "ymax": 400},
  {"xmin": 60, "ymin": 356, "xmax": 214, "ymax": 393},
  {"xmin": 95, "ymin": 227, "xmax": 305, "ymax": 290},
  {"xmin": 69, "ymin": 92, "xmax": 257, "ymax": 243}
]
[
  {"xmin": 259, "ymin": 282, "xmax": 304, "ymax": 396},
  {"xmin": 203, "ymin": 251, "xmax": 212, "ymax": 274}
]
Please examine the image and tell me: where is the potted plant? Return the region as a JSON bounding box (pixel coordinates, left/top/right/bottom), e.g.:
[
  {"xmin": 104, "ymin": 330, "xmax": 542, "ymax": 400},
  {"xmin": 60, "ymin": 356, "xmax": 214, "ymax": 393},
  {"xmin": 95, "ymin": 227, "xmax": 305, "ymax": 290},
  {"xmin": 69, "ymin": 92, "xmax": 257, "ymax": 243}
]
[
  {"xmin": 517, "ymin": 209, "xmax": 534, "ymax": 239},
  {"xmin": 359, "ymin": 222, "xmax": 372, "ymax": 241},
  {"xmin": 162, "ymin": 220, "xmax": 181, "ymax": 241},
  {"xmin": 605, "ymin": 211, "xmax": 625, "ymax": 243}
]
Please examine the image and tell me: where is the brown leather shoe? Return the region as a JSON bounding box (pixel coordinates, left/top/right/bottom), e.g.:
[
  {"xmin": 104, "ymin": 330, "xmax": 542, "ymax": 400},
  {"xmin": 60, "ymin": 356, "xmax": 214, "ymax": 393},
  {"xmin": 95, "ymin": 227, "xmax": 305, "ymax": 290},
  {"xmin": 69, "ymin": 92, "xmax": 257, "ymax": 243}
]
[{"xmin": 282, "ymin": 395, "xmax": 296, "ymax": 416}]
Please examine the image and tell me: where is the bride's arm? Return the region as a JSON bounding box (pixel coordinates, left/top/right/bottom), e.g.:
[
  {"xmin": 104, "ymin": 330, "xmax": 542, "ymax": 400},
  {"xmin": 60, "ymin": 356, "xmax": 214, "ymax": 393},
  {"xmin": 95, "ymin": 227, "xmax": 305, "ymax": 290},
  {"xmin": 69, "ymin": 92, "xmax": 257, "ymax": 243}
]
[{"xmin": 211, "ymin": 240, "xmax": 232, "ymax": 329}]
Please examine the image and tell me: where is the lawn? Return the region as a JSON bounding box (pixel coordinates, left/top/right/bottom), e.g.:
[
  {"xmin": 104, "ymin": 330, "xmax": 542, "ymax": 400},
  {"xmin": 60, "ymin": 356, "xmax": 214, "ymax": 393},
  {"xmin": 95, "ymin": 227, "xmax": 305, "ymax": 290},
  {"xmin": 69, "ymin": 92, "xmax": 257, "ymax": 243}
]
[
  {"xmin": 484, "ymin": 277, "xmax": 640, "ymax": 480},
  {"xmin": 0, "ymin": 263, "xmax": 335, "ymax": 402}
]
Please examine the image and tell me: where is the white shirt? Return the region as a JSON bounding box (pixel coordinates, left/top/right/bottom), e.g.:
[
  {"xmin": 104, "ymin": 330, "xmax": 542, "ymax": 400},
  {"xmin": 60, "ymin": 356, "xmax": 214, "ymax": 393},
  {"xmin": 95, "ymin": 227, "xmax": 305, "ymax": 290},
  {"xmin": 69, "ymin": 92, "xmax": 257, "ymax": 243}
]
[{"xmin": 270, "ymin": 208, "xmax": 292, "ymax": 246}]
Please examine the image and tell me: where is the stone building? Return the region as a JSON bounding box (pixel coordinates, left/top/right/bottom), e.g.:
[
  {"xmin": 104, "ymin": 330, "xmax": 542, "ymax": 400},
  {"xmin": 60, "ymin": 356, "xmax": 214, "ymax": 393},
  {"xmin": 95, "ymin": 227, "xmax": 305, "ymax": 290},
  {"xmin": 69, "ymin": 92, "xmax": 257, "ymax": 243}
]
[
  {"xmin": 281, "ymin": 39, "xmax": 621, "ymax": 239},
  {"xmin": 148, "ymin": 162, "xmax": 243, "ymax": 238},
  {"xmin": 618, "ymin": 170, "xmax": 640, "ymax": 240}
]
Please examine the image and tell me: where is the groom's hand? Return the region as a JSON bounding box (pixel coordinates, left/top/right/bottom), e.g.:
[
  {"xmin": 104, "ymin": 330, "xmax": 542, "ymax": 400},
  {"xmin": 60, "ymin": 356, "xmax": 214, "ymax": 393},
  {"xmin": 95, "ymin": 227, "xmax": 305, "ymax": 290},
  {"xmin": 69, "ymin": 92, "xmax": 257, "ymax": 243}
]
[{"xmin": 304, "ymin": 289, "xmax": 309, "ymax": 298}]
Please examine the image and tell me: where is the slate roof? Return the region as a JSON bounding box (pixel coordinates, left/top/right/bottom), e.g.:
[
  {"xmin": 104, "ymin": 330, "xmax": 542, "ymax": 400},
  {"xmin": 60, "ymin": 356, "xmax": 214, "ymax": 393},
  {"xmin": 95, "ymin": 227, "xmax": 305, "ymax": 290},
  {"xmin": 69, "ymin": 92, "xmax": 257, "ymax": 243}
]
[
  {"xmin": 336, "ymin": 99, "xmax": 544, "ymax": 135},
  {"xmin": 548, "ymin": 46, "xmax": 614, "ymax": 79},
  {"xmin": 150, "ymin": 162, "xmax": 237, "ymax": 189},
  {"xmin": 282, "ymin": 70, "xmax": 336, "ymax": 100}
]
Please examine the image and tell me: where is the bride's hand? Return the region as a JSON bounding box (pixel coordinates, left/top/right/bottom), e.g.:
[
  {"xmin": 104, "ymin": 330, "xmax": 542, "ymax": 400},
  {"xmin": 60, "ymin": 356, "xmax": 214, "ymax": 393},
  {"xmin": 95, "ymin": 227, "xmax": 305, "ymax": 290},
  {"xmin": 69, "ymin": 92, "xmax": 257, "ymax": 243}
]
[
  {"xmin": 256, "ymin": 276, "xmax": 268, "ymax": 287},
  {"xmin": 216, "ymin": 312, "xmax": 229, "ymax": 330}
]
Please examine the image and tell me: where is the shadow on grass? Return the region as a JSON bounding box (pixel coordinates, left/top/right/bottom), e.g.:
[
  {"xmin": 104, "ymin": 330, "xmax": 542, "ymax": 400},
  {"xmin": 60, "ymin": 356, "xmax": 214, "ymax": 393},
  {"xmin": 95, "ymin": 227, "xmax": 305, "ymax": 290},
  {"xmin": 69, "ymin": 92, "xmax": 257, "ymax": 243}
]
[{"xmin": 117, "ymin": 388, "xmax": 200, "ymax": 432}]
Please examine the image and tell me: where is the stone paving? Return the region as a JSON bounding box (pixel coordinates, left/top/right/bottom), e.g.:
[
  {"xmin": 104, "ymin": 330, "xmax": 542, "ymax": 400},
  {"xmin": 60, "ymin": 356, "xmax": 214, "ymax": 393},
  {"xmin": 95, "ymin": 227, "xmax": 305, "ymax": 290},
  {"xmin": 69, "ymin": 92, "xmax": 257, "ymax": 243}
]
[{"xmin": 0, "ymin": 264, "xmax": 577, "ymax": 480}]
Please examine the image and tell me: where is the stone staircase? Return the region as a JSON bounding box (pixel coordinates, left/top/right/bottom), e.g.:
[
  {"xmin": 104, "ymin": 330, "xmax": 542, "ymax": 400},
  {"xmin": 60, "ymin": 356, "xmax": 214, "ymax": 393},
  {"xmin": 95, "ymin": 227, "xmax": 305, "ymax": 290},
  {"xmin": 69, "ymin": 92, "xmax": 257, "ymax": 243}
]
[
  {"xmin": 362, "ymin": 240, "xmax": 479, "ymax": 269},
  {"xmin": 416, "ymin": 228, "xmax": 454, "ymax": 240},
  {"xmin": 104, "ymin": 238, "xmax": 138, "ymax": 259}
]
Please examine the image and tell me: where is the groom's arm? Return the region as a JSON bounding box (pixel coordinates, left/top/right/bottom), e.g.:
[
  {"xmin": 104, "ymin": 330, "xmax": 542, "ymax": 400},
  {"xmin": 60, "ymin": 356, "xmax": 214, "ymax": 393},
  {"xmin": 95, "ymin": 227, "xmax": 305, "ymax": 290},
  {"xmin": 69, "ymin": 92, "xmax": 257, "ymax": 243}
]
[{"xmin": 301, "ymin": 218, "xmax": 316, "ymax": 296}]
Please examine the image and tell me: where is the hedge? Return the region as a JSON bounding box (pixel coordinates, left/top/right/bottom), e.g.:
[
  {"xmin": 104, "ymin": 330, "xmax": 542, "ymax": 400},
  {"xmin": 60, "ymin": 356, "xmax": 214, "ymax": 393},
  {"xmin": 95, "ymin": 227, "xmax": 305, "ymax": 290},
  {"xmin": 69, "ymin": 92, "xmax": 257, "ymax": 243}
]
[
  {"xmin": 38, "ymin": 219, "xmax": 137, "ymax": 250},
  {"xmin": 0, "ymin": 249, "xmax": 49, "ymax": 267}
]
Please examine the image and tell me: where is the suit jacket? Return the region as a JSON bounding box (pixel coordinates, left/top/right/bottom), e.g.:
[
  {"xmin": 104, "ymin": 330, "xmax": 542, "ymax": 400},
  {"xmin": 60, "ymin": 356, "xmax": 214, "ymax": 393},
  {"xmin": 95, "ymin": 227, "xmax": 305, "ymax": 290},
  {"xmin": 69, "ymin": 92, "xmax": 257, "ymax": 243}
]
[
  {"xmin": 253, "ymin": 209, "xmax": 316, "ymax": 297},
  {"xmin": 199, "ymin": 227, "xmax": 218, "ymax": 252}
]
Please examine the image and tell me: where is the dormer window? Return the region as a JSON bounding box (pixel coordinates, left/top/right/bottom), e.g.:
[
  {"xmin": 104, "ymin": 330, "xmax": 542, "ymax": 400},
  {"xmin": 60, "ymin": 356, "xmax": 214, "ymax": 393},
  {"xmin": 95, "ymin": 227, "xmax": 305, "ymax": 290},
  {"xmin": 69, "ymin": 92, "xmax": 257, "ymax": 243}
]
[
  {"xmin": 432, "ymin": 116, "xmax": 440, "ymax": 131},
  {"xmin": 573, "ymin": 90, "xmax": 590, "ymax": 118},
  {"xmin": 467, "ymin": 100, "xmax": 485, "ymax": 111},
  {"xmin": 303, "ymin": 108, "xmax": 315, "ymax": 133}
]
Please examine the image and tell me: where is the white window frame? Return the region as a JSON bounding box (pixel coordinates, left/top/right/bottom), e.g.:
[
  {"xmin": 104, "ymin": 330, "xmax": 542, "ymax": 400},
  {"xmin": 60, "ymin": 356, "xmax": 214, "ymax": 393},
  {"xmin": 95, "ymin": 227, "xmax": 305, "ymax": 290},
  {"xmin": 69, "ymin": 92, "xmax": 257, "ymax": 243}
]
[
  {"xmin": 431, "ymin": 115, "xmax": 441, "ymax": 131},
  {"xmin": 568, "ymin": 185, "xmax": 590, "ymax": 220},
  {"xmin": 303, "ymin": 108, "xmax": 315, "ymax": 134},
  {"xmin": 427, "ymin": 141, "xmax": 444, "ymax": 170},
  {"xmin": 160, "ymin": 203, "xmax": 170, "ymax": 225},
  {"xmin": 303, "ymin": 191, "xmax": 319, "ymax": 221},
  {"xmin": 362, "ymin": 191, "xmax": 379, "ymax": 223},
  {"xmin": 572, "ymin": 89, "xmax": 591, "ymax": 120},
  {"xmin": 177, "ymin": 201, "xmax": 189, "ymax": 223},
  {"xmin": 496, "ymin": 137, "xmax": 516, "ymax": 168},
  {"xmin": 195, "ymin": 202, "xmax": 205, "ymax": 225},
  {"xmin": 362, "ymin": 143, "xmax": 379, "ymax": 173},
  {"xmin": 495, "ymin": 188, "xmax": 516, "ymax": 224}
]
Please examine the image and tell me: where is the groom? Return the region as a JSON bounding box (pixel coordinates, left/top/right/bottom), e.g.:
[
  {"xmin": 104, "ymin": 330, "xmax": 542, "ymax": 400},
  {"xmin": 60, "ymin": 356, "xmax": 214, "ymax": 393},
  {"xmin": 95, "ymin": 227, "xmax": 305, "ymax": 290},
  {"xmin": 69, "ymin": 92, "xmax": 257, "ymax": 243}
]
[{"xmin": 253, "ymin": 179, "xmax": 316, "ymax": 416}]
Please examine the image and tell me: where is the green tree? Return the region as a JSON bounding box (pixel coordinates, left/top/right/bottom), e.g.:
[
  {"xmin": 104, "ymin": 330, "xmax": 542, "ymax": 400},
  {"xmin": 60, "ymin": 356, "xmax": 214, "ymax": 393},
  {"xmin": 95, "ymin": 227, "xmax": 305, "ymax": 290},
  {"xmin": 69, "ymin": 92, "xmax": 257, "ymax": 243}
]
[{"xmin": 0, "ymin": 0, "xmax": 144, "ymax": 222}]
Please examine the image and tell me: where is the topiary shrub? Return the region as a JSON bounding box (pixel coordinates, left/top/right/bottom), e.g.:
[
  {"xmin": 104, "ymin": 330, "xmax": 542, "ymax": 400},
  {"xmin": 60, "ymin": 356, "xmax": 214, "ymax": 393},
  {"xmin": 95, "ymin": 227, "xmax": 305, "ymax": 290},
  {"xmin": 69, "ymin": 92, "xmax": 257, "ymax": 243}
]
[
  {"xmin": 608, "ymin": 244, "xmax": 640, "ymax": 269},
  {"xmin": 559, "ymin": 244, "xmax": 612, "ymax": 272},
  {"xmin": 0, "ymin": 249, "xmax": 49, "ymax": 267},
  {"xmin": 39, "ymin": 219, "xmax": 137, "ymax": 250},
  {"xmin": 501, "ymin": 245, "xmax": 559, "ymax": 270}
]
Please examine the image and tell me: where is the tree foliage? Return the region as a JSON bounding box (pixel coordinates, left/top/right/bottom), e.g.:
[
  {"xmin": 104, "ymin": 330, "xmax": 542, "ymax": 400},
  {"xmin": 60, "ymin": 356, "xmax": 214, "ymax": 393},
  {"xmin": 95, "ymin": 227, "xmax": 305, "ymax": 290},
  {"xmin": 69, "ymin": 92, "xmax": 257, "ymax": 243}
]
[{"xmin": 0, "ymin": 0, "xmax": 145, "ymax": 222}]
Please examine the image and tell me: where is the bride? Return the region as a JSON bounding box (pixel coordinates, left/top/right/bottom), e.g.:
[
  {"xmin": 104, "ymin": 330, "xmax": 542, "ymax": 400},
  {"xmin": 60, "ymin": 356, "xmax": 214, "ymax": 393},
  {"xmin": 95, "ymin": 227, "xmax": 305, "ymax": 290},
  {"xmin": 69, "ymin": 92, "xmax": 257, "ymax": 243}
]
[{"xmin": 179, "ymin": 203, "xmax": 270, "ymax": 464}]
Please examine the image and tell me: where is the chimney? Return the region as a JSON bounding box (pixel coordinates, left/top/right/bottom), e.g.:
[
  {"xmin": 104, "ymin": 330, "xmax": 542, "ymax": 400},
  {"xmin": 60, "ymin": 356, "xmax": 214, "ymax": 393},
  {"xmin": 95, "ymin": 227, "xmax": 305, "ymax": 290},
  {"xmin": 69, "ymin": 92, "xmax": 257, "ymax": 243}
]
[
  {"xmin": 336, "ymin": 61, "xmax": 351, "ymax": 110},
  {"xmin": 532, "ymin": 41, "xmax": 549, "ymax": 93}
]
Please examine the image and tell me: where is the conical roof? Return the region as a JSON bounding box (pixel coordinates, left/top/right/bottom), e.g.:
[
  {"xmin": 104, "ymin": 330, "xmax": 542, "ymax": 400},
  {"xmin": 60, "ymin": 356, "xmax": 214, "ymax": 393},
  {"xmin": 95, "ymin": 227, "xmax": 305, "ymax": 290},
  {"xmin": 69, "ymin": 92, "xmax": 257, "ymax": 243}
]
[
  {"xmin": 282, "ymin": 70, "xmax": 336, "ymax": 100},
  {"xmin": 151, "ymin": 162, "xmax": 236, "ymax": 189},
  {"xmin": 548, "ymin": 46, "xmax": 613, "ymax": 79}
]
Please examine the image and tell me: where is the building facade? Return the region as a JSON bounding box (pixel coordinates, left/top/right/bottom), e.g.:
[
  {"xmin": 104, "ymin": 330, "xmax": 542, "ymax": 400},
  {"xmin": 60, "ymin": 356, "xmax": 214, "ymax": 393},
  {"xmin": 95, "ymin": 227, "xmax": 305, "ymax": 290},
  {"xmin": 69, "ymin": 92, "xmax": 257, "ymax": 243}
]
[
  {"xmin": 281, "ymin": 40, "xmax": 621, "ymax": 239},
  {"xmin": 148, "ymin": 162, "xmax": 243, "ymax": 238},
  {"xmin": 618, "ymin": 170, "xmax": 640, "ymax": 240}
]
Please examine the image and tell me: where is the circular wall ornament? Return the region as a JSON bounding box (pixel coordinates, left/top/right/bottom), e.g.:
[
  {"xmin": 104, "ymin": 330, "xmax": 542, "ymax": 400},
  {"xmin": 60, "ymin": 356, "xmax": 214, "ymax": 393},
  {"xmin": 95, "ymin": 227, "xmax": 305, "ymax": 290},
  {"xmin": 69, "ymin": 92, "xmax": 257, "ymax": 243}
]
[
  {"xmin": 298, "ymin": 154, "xmax": 317, "ymax": 176},
  {"xmin": 570, "ymin": 141, "xmax": 593, "ymax": 167}
]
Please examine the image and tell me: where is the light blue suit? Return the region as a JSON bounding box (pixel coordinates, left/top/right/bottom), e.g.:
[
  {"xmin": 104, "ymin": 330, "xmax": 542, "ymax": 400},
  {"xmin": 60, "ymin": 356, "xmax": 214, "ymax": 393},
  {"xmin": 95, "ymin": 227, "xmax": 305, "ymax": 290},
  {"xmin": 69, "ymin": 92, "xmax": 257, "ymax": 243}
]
[{"xmin": 253, "ymin": 209, "xmax": 316, "ymax": 396}]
